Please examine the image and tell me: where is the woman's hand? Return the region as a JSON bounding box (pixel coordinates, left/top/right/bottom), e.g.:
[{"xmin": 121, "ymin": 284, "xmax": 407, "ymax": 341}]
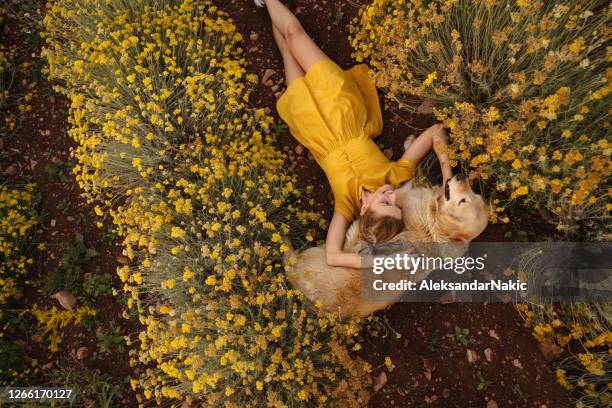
[
  {"xmin": 401, "ymin": 123, "xmax": 453, "ymax": 181},
  {"xmin": 325, "ymin": 211, "xmax": 362, "ymax": 269}
]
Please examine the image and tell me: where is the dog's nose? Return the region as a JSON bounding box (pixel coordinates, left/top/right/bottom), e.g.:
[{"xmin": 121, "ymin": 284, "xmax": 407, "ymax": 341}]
[{"xmin": 455, "ymin": 174, "xmax": 466, "ymax": 181}]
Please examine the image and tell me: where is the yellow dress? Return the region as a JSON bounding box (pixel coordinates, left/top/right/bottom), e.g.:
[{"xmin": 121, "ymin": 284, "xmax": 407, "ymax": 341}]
[{"xmin": 277, "ymin": 59, "xmax": 416, "ymax": 221}]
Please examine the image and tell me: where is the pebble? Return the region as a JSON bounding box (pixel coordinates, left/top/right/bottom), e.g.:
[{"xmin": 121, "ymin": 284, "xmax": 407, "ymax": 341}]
[
  {"xmin": 51, "ymin": 290, "xmax": 77, "ymax": 310},
  {"xmin": 263, "ymin": 107, "xmax": 272, "ymax": 115},
  {"xmin": 4, "ymin": 165, "xmax": 17, "ymax": 176},
  {"xmin": 373, "ymin": 371, "xmax": 387, "ymax": 392},
  {"xmin": 486, "ymin": 399, "xmax": 499, "ymax": 408},
  {"xmin": 249, "ymin": 31, "xmax": 259, "ymax": 41},
  {"xmin": 466, "ymin": 349, "xmax": 478, "ymax": 363},
  {"xmin": 261, "ymin": 68, "xmax": 276, "ymax": 84},
  {"xmin": 75, "ymin": 346, "xmax": 88, "ymax": 360},
  {"xmin": 295, "ymin": 145, "xmax": 304, "ymax": 155},
  {"xmin": 488, "ymin": 329, "xmax": 500, "ymax": 340},
  {"xmin": 484, "ymin": 348, "xmax": 493, "ymax": 362},
  {"xmin": 512, "ymin": 359, "xmax": 523, "ymax": 369}
]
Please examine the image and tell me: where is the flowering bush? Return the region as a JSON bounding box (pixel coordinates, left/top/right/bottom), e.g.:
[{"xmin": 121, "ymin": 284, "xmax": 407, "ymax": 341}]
[
  {"xmin": 351, "ymin": 0, "xmax": 610, "ymax": 238},
  {"xmin": 43, "ymin": 0, "xmax": 370, "ymax": 406},
  {"xmin": 517, "ymin": 302, "xmax": 611, "ymax": 406},
  {"xmin": 0, "ymin": 184, "xmax": 42, "ymax": 313},
  {"xmin": 0, "ymin": 183, "xmax": 43, "ymax": 385}
]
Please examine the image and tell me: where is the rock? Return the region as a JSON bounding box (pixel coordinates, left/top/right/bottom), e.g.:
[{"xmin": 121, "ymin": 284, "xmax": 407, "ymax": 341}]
[
  {"xmin": 261, "ymin": 69, "xmax": 275, "ymax": 85},
  {"xmin": 466, "ymin": 349, "xmax": 479, "ymax": 363},
  {"xmin": 420, "ymin": 356, "xmax": 436, "ymax": 372},
  {"xmin": 50, "ymin": 219, "xmax": 56, "ymax": 227},
  {"xmin": 51, "ymin": 290, "xmax": 77, "ymax": 310},
  {"xmin": 417, "ymin": 99, "xmax": 433, "ymax": 114},
  {"xmin": 442, "ymin": 389, "xmax": 450, "ymax": 398},
  {"xmin": 439, "ymin": 291, "xmax": 455, "ymax": 304},
  {"xmin": 75, "ymin": 346, "xmax": 88, "ymax": 360},
  {"xmin": 263, "ymin": 107, "xmax": 272, "ymax": 115},
  {"xmin": 295, "ymin": 145, "xmax": 304, "ymax": 155},
  {"xmin": 538, "ymin": 342, "xmax": 563, "ymax": 362},
  {"xmin": 484, "ymin": 348, "xmax": 493, "ymax": 362},
  {"xmin": 265, "ymin": 79, "xmax": 274, "ymax": 87},
  {"xmin": 248, "ymin": 46, "xmax": 259, "ymax": 53},
  {"xmin": 249, "ymin": 32, "xmax": 259, "ymax": 41},
  {"xmin": 486, "ymin": 399, "xmax": 499, "ymax": 408},
  {"xmin": 373, "ymin": 371, "xmax": 387, "ymax": 392},
  {"xmin": 3, "ymin": 165, "xmax": 17, "ymax": 176},
  {"xmin": 116, "ymin": 256, "xmax": 129, "ymax": 265},
  {"xmin": 67, "ymin": 216, "xmax": 75, "ymax": 221},
  {"xmin": 30, "ymin": 159, "xmax": 38, "ymax": 170},
  {"xmin": 271, "ymin": 85, "xmax": 279, "ymax": 92},
  {"xmin": 512, "ymin": 359, "xmax": 523, "ymax": 369},
  {"xmin": 488, "ymin": 329, "xmax": 500, "ymax": 340},
  {"xmin": 274, "ymin": 91, "xmax": 283, "ymax": 99},
  {"xmin": 383, "ymin": 148, "xmax": 393, "ymax": 159}
]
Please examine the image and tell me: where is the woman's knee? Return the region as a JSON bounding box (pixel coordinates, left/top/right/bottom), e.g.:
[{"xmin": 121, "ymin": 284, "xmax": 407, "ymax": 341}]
[{"xmin": 284, "ymin": 20, "xmax": 305, "ymax": 41}]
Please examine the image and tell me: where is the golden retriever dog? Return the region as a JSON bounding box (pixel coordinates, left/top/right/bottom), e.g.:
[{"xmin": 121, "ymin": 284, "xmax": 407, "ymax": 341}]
[{"xmin": 284, "ymin": 174, "xmax": 489, "ymax": 319}]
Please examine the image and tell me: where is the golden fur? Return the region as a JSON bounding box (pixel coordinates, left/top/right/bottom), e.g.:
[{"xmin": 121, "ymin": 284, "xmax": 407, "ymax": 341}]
[{"xmin": 284, "ymin": 176, "xmax": 489, "ymax": 319}]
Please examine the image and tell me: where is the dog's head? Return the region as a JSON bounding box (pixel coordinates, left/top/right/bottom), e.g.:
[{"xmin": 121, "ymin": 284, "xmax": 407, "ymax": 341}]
[{"xmin": 434, "ymin": 174, "xmax": 488, "ymax": 242}]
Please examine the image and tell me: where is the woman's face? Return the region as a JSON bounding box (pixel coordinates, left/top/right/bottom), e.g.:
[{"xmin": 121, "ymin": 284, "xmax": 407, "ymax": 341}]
[{"xmin": 361, "ymin": 184, "xmax": 402, "ymax": 219}]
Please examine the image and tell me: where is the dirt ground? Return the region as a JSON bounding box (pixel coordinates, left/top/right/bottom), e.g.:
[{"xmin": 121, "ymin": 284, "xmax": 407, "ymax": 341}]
[{"xmin": 1, "ymin": 0, "xmax": 572, "ymax": 406}]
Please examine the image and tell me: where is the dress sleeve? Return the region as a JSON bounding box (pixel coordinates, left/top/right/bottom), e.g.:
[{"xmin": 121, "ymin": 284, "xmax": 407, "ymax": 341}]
[
  {"xmin": 334, "ymin": 201, "xmax": 356, "ymax": 222},
  {"xmin": 388, "ymin": 158, "xmax": 417, "ymax": 187}
]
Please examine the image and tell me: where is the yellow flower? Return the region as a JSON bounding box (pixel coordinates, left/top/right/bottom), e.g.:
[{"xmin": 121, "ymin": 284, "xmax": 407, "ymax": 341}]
[
  {"xmin": 423, "ymin": 71, "xmax": 437, "ymax": 86},
  {"xmin": 385, "ymin": 356, "xmax": 392, "ymax": 368}
]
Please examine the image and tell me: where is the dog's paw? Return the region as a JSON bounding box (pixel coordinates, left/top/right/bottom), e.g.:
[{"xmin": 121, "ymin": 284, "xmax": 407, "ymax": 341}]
[{"xmin": 403, "ymin": 135, "xmax": 416, "ymax": 151}]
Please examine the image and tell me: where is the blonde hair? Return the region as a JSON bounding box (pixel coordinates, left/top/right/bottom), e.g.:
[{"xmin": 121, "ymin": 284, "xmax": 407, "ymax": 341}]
[{"xmin": 358, "ymin": 209, "xmax": 404, "ymax": 243}]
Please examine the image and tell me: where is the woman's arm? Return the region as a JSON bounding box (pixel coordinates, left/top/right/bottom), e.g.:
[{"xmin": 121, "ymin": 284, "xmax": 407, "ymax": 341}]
[
  {"xmin": 325, "ymin": 211, "xmax": 362, "ymax": 269},
  {"xmin": 401, "ymin": 123, "xmax": 453, "ymax": 182}
]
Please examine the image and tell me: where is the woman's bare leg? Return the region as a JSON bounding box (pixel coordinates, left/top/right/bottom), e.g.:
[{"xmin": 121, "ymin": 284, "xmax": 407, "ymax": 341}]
[
  {"xmin": 272, "ymin": 25, "xmax": 304, "ymax": 86},
  {"xmin": 265, "ymin": 0, "xmax": 329, "ymax": 72}
]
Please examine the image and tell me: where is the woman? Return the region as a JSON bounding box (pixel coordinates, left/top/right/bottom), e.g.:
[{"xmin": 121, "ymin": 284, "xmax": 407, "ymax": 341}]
[{"xmin": 256, "ymin": 0, "xmax": 452, "ymax": 268}]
